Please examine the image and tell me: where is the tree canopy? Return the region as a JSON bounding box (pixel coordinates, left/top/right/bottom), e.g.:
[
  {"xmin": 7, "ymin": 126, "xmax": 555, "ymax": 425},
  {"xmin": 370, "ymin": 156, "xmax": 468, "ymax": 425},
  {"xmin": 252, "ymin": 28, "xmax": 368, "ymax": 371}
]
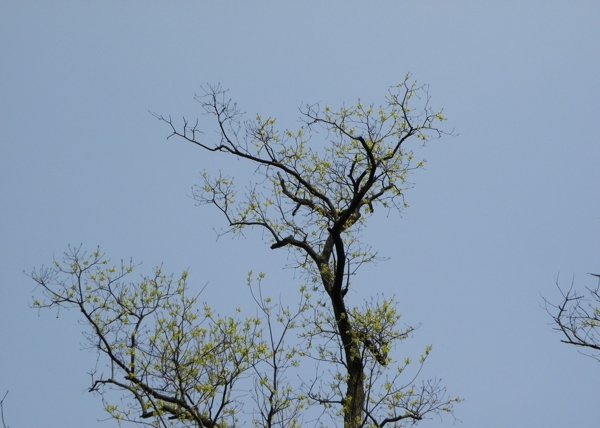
[{"xmin": 31, "ymin": 76, "xmax": 460, "ymax": 428}]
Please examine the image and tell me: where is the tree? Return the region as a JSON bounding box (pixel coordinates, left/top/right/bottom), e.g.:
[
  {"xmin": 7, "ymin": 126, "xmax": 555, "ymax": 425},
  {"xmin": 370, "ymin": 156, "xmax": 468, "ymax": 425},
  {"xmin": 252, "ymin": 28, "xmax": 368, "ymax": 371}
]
[
  {"xmin": 31, "ymin": 76, "xmax": 460, "ymax": 428},
  {"xmin": 30, "ymin": 249, "xmax": 309, "ymax": 427},
  {"xmin": 545, "ymin": 273, "xmax": 600, "ymax": 361}
]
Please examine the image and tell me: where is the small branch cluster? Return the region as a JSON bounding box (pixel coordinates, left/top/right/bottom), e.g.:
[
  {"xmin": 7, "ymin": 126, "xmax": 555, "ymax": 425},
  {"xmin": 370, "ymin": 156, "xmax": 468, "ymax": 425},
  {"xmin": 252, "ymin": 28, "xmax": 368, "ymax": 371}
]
[{"xmin": 545, "ymin": 274, "xmax": 600, "ymax": 361}]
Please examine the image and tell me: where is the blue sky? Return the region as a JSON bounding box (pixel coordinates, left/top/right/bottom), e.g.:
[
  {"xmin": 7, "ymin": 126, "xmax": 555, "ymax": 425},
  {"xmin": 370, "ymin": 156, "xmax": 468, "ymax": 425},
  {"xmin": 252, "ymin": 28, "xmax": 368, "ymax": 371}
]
[{"xmin": 1, "ymin": 2, "xmax": 599, "ymax": 427}]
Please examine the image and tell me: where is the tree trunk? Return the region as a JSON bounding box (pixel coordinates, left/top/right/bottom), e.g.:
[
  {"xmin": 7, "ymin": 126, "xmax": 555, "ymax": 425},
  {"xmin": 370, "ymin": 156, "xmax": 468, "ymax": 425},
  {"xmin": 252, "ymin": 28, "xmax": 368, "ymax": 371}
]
[{"xmin": 329, "ymin": 285, "xmax": 365, "ymax": 428}]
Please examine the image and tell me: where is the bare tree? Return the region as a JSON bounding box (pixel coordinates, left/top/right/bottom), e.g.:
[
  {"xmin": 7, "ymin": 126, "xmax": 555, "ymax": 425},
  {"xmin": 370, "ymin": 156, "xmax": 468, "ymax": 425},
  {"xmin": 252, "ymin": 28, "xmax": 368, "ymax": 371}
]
[{"xmin": 545, "ymin": 273, "xmax": 600, "ymax": 361}]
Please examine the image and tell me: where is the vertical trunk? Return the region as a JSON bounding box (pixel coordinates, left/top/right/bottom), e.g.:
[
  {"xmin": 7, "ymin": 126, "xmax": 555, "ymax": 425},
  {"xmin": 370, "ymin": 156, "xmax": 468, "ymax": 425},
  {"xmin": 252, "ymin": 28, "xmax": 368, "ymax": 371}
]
[
  {"xmin": 328, "ymin": 284, "xmax": 365, "ymax": 428},
  {"xmin": 338, "ymin": 315, "xmax": 365, "ymax": 428},
  {"xmin": 320, "ymin": 229, "xmax": 366, "ymax": 428}
]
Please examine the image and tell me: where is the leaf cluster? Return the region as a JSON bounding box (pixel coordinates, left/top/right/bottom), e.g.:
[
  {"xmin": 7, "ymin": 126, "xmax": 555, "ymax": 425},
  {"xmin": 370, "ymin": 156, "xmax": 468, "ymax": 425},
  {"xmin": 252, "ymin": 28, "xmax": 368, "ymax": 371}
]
[{"xmin": 30, "ymin": 247, "xmax": 269, "ymax": 427}]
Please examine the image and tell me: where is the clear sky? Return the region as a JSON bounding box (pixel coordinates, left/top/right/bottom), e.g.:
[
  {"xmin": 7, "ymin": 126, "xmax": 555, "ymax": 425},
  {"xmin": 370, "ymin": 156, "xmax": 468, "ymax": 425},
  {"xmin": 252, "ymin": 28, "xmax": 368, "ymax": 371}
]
[{"xmin": 1, "ymin": 2, "xmax": 599, "ymax": 427}]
